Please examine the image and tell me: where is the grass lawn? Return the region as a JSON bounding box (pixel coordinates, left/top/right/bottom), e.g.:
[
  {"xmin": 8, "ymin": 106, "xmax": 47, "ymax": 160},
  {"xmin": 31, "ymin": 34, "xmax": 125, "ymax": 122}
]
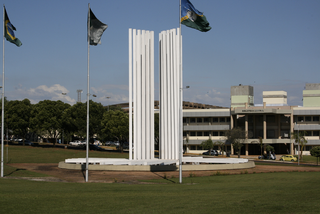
[
  {"xmin": 1, "ymin": 145, "xmax": 320, "ymax": 213},
  {"xmin": 4, "ymin": 145, "xmax": 129, "ymax": 164},
  {"xmin": 3, "ymin": 145, "xmax": 129, "ymax": 177},
  {"xmin": 1, "ymin": 172, "xmax": 320, "ymax": 214}
]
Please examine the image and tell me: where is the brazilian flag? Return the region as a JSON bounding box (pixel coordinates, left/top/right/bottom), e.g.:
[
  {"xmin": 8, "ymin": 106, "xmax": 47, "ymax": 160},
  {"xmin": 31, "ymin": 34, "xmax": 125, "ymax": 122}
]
[
  {"xmin": 181, "ymin": 0, "xmax": 211, "ymax": 32},
  {"xmin": 4, "ymin": 7, "xmax": 22, "ymax": 47}
]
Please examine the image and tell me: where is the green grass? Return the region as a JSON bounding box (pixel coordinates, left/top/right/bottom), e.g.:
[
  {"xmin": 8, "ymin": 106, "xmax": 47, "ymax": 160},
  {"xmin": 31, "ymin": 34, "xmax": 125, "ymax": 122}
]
[
  {"xmin": 4, "ymin": 145, "xmax": 129, "ymax": 164},
  {"xmin": 3, "ymin": 145, "xmax": 129, "ymax": 177},
  {"xmin": 1, "ymin": 172, "xmax": 320, "ymax": 213},
  {"xmin": 4, "ymin": 164, "xmax": 49, "ymax": 177},
  {"xmin": 1, "ymin": 146, "xmax": 320, "ymax": 213},
  {"xmin": 300, "ymin": 155, "xmax": 319, "ymax": 164}
]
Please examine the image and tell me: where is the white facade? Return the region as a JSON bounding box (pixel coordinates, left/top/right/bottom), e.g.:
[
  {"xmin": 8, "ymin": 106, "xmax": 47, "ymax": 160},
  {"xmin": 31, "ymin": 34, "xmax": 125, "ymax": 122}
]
[{"xmin": 263, "ymin": 91, "xmax": 287, "ymax": 105}]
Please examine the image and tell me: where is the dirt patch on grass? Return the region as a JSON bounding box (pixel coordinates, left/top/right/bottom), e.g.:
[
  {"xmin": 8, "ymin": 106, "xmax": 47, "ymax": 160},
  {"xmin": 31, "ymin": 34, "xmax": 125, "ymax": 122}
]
[{"xmin": 6, "ymin": 162, "xmax": 320, "ymax": 183}]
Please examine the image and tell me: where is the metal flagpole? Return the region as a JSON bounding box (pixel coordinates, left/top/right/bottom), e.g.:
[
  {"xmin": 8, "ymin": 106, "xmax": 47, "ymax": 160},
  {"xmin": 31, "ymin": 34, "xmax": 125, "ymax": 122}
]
[
  {"xmin": 86, "ymin": 3, "xmax": 90, "ymax": 182},
  {"xmin": 129, "ymin": 29, "xmax": 132, "ymax": 160},
  {"xmin": 179, "ymin": 0, "xmax": 183, "ymax": 184},
  {"xmin": 1, "ymin": 5, "xmax": 5, "ymax": 178}
]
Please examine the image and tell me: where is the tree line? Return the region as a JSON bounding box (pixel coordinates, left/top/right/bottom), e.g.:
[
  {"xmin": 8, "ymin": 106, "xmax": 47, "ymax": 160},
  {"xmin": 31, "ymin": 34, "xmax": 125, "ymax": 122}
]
[{"xmin": 0, "ymin": 98, "xmax": 129, "ymax": 148}]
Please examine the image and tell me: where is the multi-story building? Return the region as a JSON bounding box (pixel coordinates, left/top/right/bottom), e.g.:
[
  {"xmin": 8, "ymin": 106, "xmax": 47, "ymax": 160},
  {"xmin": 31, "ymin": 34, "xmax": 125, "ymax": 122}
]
[{"xmin": 183, "ymin": 83, "xmax": 320, "ymax": 155}]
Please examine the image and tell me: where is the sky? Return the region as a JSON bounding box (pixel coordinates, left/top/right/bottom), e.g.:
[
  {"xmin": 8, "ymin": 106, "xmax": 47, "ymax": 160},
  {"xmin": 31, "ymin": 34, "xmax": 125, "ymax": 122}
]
[{"xmin": 1, "ymin": 0, "xmax": 319, "ymax": 108}]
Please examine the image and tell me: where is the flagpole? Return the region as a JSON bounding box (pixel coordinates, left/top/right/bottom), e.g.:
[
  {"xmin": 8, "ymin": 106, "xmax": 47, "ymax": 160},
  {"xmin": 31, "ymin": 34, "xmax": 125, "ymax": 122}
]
[
  {"xmin": 86, "ymin": 3, "xmax": 90, "ymax": 182},
  {"xmin": 1, "ymin": 5, "xmax": 5, "ymax": 178},
  {"xmin": 179, "ymin": 0, "xmax": 183, "ymax": 184}
]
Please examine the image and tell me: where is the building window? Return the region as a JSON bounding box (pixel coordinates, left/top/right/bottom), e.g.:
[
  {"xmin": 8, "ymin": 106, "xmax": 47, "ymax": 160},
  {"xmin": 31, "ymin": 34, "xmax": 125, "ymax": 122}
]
[
  {"xmin": 212, "ymin": 118, "xmax": 218, "ymax": 123},
  {"xmin": 212, "ymin": 131, "xmax": 218, "ymax": 136},
  {"xmin": 197, "ymin": 131, "xmax": 203, "ymax": 136},
  {"xmin": 183, "ymin": 131, "xmax": 187, "ymax": 137},
  {"xmin": 313, "ymin": 116, "xmax": 319, "ymax": 122},
  {"xmin": 183, "ymin": 118, "xmax": 187, "ymax": 123},
  {"xmin": 306, "ymin": 146, "xmax": 313, "ymax": 151},
  {"xmin": 267, "ymin": 115, "xmax": 275, "ymax": 123},
  {"xmin": 220, "ymin": 117, "xmax": 226, "ymax": 122},
  {"xmin": 190, "ymin": 118, "xmax": 196, "ymax": 123},
  {"xmin": 204, "ymin": 131, "xmax": 210, "ymax": 136},
  {"xmin": 197, "ymin": 118, "xmax": 202, "ymax": 123},
  {"xmin": 226, "ymin": 117, "xmax": 230, "ymax": 123},
  {"xmin": 305, "ymin": 116, "xmax": 312, "ymax": 122},
  {"xmin": 298, "ymin": 116, "xmax": 304, "ymax": 122},
  {"xmin": 190, "ymin": 132, "xmax": 196, "ymax": 136},
  {"xmin": 305, "ymin": 131, "xmax": 312, "ymax": 136},
  {"xmin": 267, "ymin": 130, "xmax": 275, "ymax": 138},
  {"xmin": 313, "ymin": 131, "xmax": 319, "ymax": 136},
  {"xmin": 220, "ymin": 131, "xmax": 225, "ymax": 136},
  {"xmin": 190, "ymin": 146, "xmax": 196, "ymax": 150},
  {"xmin": 204, "ymin": 118, "xmax": 210, "ymax": 123}
]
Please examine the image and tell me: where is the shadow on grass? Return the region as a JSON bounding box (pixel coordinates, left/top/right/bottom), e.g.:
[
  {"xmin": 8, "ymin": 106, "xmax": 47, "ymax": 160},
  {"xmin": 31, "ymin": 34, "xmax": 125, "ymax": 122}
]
[
  {"xmin": 152, "ymin": 172, "xmax": 176, "ymax": 183},
  {"xmin": 5, "ymin": 168, "xmax": 27, "ymax": 176},
  {"xmin": 81, "ymin": 164, "xmax": 87, "ymax": 181}
]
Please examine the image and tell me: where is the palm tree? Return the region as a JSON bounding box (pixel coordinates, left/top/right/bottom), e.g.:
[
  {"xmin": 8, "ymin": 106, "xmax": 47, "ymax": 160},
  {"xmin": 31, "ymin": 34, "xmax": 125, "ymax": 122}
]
[
  {"xmin": 291, "ymin": 131, "xmax": 308, "ymax": 161},
  {"xmin": 259, "ymin": 137, "xmax": 263, "ymax": 156}
]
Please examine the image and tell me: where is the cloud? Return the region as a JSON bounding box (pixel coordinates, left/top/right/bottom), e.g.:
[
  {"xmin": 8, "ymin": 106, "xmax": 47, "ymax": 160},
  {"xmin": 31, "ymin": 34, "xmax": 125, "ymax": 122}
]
[
  {"xmin": 7, "ymin": 84, "xmax": 76, "ymax": 104},
  {"xmin": 90, "ymin": 84, "xmax": 129, "ymax": 105},
  {"xmin": 189, "ymin": 88, "xmax": 230, "ymax": 107}
]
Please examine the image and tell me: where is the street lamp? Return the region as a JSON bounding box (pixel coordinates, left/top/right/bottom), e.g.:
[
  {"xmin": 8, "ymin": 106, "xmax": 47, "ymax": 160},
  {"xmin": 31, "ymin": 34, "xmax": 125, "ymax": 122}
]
[
  {"xmin": 297, "ymin": 120, "xmax": 303, "ymax": 166},
  {"xmin": 106, "ymin": 97, "xmax": 111, "ymax": 111}
]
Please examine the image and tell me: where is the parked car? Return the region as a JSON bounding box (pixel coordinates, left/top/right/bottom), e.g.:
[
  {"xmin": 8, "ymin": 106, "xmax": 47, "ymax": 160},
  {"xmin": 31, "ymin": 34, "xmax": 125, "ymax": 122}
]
[
  {"xmin": 258, "ymin": 154, "xmax": 276, "ymax": 160},
  {"xmin": 105, "ymin": 141, "xmax": 112, "ymax": 146},
  {"xmin": 203, "ymin": 150, "xmax": 218, "ymax": 156},
  {"xmin": 116, "ymin": 143, "xmax": 130, "ymax": 150},
  {"xmin": 280, "ymin": 155, "xmax": 297, "ymax": 161},
  {"xmin": 93, "ymin": 140, "xmax": 101, "ymax": 146},
  {"xmin": 88, "ymin": 144, "xmax": 105, "ymax": 151},
  {"xmin": 69, "ymin": 140, "xmax": 86, "ymax": 146},
  {"xmin": 18, "ymin": 140, "xmax": 33, "ymax": 146}
]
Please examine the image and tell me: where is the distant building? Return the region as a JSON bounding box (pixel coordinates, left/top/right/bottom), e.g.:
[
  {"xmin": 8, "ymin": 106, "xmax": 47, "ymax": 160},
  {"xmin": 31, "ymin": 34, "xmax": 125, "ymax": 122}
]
[
  {"xmin": 110, "ymin": 101, "xmax": 226, "ymax": 113},
  {"xmin": 183, "ymin": 83, "xmax": 320, "ymax": 156},
  {"xmin": 111, "ymin": 83, "xmax": 320, "ymax": 156},
  {"xmin": 303, "ymin": 83, "xmax": 320, "ymax": 107},
  {"xmin": 231, "ymin": 85, "xmax": 254, "ymax": 108}
]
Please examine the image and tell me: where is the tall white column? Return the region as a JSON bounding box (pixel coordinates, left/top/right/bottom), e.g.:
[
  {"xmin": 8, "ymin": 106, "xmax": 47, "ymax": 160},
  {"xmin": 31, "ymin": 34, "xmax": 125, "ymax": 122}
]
[
  {"xmin": 129, "ymin": 29, "xmax": 154, "ymax": 160},
  {"xmin": 159, "ymin": 29, "xmax": 181, "ymax": 160}
]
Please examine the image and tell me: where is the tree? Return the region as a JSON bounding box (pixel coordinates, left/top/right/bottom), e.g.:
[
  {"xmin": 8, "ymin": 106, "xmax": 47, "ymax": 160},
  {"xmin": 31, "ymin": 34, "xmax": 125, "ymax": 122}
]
[
  {"xmin": 101, "ymin": 109, "xmax": 129, "ymax": 153},
  {"xmin": 259, "ymin": 137, "xmax": 263, "ymax": 156},
  {"xmin": 214, "ymin": 140, "xmax": 225, "ymax": 155},
  {"xmin": 0, "ymin": 97, "xmax": 9, "ymax": 134},
  {"xmin": 310, "ymin": 146, "xmax": 320, "ymax": 166},
  {"xmin": 201, "ymin": 139, "xmax": 214, "ymax": 152},
  {"xmin": 225, "ymin": 127, "xmax": 251, "ymax": 158},
  {"xmin": 63, "ymin": 102, "xmax": 87, "ymax": 140},
  {"xmin": 291, "ymin": 131, "xmax": 308, "ymax": 161},
  {"xmin": 31, "ymin": 100, "xmax": 69, "ymax": 146},
  {"xmin": 6, "ymin": 99, "xmax": 33, "ymax": 145},
  {"xmin": 184, "ymin": 136, "xmax": 189, "ymax": 154},
  {"xmin": 63, "ymin": 100, "xmax": 104, "ymax": 142}
]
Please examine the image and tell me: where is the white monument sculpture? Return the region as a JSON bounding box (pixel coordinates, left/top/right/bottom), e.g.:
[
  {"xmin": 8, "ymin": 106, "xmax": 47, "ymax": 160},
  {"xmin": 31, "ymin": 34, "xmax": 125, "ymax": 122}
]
[
  {"xmin": 62, "ymin": 28, "xmax": 249, "ymax": 169},
  {"xmin": 128, "ymin": 28, "xmax": 155, "ymax": 161}
]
